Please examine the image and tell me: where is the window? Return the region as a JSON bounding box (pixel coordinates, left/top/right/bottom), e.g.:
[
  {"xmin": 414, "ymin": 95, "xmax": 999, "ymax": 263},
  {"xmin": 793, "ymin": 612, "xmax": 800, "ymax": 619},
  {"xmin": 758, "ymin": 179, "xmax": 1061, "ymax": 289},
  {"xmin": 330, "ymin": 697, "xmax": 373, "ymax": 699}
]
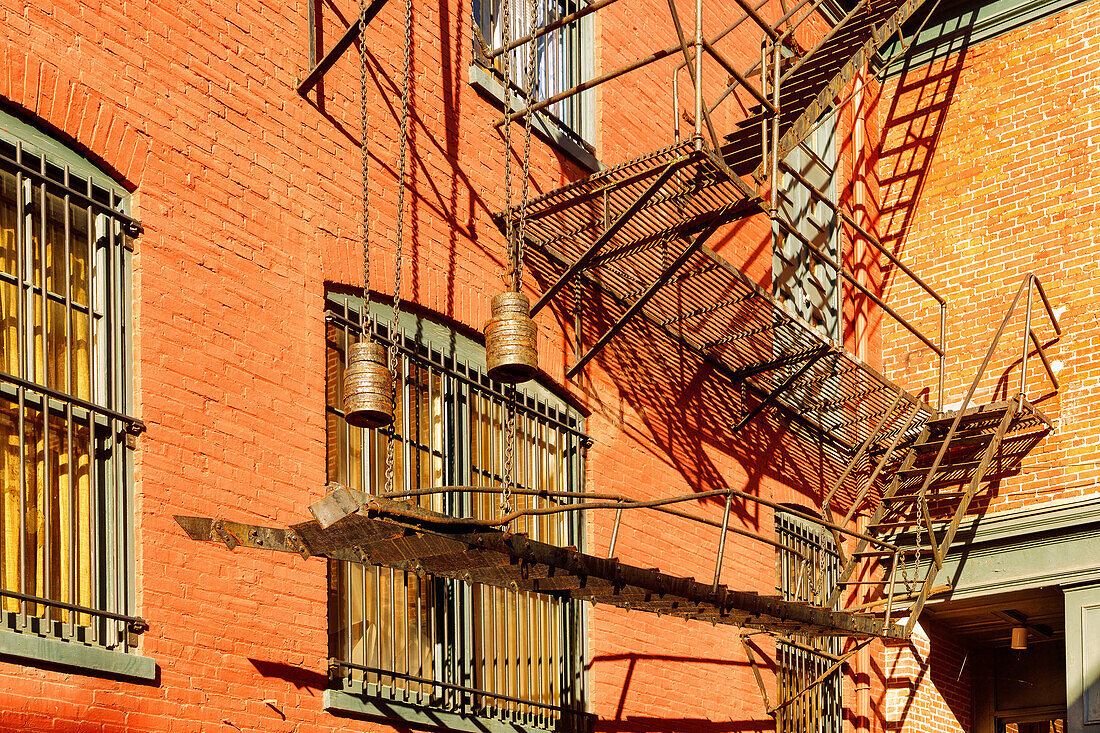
[
  {"xmin": 775, "ymin": 510, "xmax": 842, "ymax": 733},
  {"xmin": 773, "ymin": 111, "xmax": 839, "ymax": 341},
  {"xmin": 0, "ymin": 110, "xmax": 141, "ymax": 655},
  {"xmin": 325, "ymin": 293, "xmax": 589, "ymax": 730},
  {"xmin": 472, "ymin": 0, "xmax": 595, "ymax": 151}
]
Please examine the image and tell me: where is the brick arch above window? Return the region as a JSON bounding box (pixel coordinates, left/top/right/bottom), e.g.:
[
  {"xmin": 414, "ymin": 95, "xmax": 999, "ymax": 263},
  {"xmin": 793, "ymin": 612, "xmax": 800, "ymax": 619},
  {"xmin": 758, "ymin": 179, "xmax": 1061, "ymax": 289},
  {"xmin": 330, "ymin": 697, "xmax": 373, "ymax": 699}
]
[{"xmin": 0, "ymin": 53, "xmax": 150, "ymax": 191}]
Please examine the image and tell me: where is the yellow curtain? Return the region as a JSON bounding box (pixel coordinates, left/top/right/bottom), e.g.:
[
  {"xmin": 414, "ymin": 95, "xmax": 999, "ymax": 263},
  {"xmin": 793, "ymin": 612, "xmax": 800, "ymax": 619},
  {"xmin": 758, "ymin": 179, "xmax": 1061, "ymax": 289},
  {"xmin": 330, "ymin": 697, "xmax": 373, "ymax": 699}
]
[{"xmin": 1, "ymin": 168, "xmax": 93, "ymax": 625}]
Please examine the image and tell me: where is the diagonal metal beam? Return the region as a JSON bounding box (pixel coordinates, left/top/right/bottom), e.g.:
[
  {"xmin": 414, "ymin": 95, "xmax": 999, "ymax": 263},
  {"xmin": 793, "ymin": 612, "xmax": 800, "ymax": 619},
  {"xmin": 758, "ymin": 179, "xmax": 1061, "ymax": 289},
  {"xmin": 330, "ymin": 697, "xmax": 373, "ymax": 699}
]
[
  {"xmin": 767, "ymin": 639, "xmax": 871, "ymax": 715},
  {"xmin": 731, "ymin": 0, "xmax": 781, "ymax": 40},
  {"xmin": 530, "ymin": 159, "xmax": 685, "ymax": 317},
  {"xmin": 731, "ymin": 347, "xmax": 828, "ymax": 433},
  {"xmin": 297, "ymin": 0, "xmax": 390, "ymax": 96},
  {"xmin": 566, "ymin": 225, "xmax": 720, "ymax": 378},
  {"xmin": 724, "ymin": 347, "xmax": 823, "ymax": 382}
]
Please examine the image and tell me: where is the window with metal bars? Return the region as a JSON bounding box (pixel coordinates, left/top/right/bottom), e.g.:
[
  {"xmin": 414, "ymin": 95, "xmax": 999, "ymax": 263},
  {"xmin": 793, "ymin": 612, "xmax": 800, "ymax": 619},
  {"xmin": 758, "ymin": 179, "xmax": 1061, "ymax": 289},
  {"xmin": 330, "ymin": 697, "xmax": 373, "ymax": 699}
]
[
  {"xmin": 472, "ymin": 0, "xmax": 595, "ymax": 149},
  {"xmin": 0, "ymin": 110, "xmax": 143, "ymax": 654},
  {"xmin": 775, "ymin": 510, "xmax": 843, "ymax": 733},
  {"xmin": 325, "ymin": 293, "xmax": 589, "ymax": 731}
]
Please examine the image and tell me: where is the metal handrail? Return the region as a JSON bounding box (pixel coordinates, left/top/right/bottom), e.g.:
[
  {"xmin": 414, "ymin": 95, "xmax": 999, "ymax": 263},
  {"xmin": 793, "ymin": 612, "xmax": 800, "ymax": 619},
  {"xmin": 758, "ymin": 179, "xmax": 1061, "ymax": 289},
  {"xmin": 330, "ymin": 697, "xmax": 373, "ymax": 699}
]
[{"xmin": 938, "ymin": 273, "xmax": 1059, "ymax": 432}]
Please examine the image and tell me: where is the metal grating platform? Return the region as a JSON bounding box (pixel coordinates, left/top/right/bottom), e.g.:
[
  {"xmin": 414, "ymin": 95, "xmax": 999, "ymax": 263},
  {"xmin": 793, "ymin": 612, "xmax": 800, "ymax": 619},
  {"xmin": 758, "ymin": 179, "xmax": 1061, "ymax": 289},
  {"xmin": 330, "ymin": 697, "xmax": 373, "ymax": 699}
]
[
  {"xmin": 176, "ymin": 487, "xmax": 908, "ymax": 639},
  {"xmin": 528, "ymin": 235, "xmax": 935, "ymax": 456},
  {"xmin": 501, "ymin": 0, "xmax": 937, "ymax": 456}
]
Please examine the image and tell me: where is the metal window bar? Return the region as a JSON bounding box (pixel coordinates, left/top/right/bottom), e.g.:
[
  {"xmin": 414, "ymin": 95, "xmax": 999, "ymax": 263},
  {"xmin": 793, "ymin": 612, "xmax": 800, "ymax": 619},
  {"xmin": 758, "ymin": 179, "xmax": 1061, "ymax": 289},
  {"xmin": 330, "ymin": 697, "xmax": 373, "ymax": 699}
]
[
  {"xmin": 0, "ymin": 138, "xmax": 140, "ymax": 650},
  {"xmin": 475, "ymin": 0, "xmax": 591, "ymax": 147},
  {"xmin": 325, "ymin": 297, "xmax": 588, "ymax": 726},
  {"xmin": 776, "ymin": 512, "xmax": 842, "ymax": 733}
]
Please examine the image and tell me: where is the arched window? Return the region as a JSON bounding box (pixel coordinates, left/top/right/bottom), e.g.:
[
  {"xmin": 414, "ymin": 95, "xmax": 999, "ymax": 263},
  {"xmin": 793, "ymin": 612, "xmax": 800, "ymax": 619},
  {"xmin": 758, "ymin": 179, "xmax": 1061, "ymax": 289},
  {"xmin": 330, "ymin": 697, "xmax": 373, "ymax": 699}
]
[
  {"xmin": 775, "ymin": 508, "xmax": 843, "ymax": 733},
  {"xmin": 0, "ymin": 108, "xmax": 141, "ymax": 658},
  {"xmin": 324, "ymin": 291, "xmax": 589, "ymax": 730}
]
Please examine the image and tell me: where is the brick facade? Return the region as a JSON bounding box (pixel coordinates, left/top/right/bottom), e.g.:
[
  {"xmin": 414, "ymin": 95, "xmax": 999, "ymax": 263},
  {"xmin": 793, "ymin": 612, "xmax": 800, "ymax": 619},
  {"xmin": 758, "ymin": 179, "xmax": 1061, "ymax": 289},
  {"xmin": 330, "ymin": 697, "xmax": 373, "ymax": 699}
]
[
  {"xmin": 0, "ymin": 0, "xmax": 1089, "ymax": 728},
  {"xmin": 877, "ymin": 2, "xmax": 1100, "ymax": 732}
]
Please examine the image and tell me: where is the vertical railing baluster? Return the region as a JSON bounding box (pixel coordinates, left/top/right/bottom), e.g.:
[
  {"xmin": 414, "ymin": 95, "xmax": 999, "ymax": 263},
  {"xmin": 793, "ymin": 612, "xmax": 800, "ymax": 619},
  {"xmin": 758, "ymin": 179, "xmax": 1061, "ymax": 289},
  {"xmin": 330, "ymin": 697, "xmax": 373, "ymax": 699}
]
[
  {"xmin": 63, "ymin": 166, "xmax": 75, "ymax": 637},
  {"xmin": 15, "ymin": 144, "xmax": 28, "ymax": 630},
  {"xmin": 39, "ymin": 154, "xmax": 51, "ymax": 629},
  {"xmin": 85, "ymin": 175, "xmax": 97, "ymax": 645}
]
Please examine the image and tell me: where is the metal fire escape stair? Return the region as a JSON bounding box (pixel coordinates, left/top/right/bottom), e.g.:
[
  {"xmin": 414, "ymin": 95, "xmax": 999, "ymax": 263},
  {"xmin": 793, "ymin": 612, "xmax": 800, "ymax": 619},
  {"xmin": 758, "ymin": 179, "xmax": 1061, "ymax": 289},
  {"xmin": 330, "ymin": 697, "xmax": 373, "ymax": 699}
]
[
  {"xmin": 827, "ymin": 399, "xmax": 1052, "ymax": 632},
  {"xmin": 512, "ymin": 0, "xmax": 937, "ymax": 459},
  {"xmin": 173, "ymin": 277, "xmax": 1059, "ymax": 715},
  {"xmin": 176, "ymin": 486, "xmax": 902, "ymax": 639}
]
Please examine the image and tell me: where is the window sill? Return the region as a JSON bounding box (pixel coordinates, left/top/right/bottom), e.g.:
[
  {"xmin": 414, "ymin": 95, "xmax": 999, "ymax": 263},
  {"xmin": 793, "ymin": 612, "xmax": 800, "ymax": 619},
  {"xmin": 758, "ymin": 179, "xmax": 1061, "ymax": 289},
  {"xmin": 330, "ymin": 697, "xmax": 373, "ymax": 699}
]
[
  {"xmin": 0, "ymin": 627, "xmax": 156, "ymax": 681},
  {"xmin": 325, "ymin": 684, "xmax": 593, "ymax": 733},
  {"xmin": 469, "ymin": 64, "xmax": 602, "ymax": 174}
]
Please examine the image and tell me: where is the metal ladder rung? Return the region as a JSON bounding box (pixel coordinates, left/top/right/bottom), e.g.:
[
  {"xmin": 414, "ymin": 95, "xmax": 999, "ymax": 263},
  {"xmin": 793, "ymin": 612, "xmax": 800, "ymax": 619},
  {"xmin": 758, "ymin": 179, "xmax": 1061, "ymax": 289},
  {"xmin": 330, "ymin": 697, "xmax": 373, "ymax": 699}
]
[
  {"xmin": 925, "ymin": 407, "xmax": 1014, "ymax": 430},
  {"xmin": 911, "ymin": 433, "xmax": 994, "ymax": 452},
  {"xmin": 884, "ymin": 491, "xmax": 967, "ymax": 503},
  {"xmin": 897, "ymin": 459, "xmax": 984, "ymax": 475}
]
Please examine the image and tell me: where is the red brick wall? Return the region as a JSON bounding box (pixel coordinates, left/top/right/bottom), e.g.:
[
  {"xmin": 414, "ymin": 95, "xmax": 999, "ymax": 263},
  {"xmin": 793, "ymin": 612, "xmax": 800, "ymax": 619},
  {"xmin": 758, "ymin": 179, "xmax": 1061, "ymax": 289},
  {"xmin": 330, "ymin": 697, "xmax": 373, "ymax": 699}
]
[
  {"xmin": 885, "ymin": 623, "xmax": 972, "ymax": 733},
  {"xmin": 877, "ymin": 0, "xmax": 1100, "ymax": 514},
  {"xmin": 0, "ymin": 0, "xmax": 891, "ymax": 730}
]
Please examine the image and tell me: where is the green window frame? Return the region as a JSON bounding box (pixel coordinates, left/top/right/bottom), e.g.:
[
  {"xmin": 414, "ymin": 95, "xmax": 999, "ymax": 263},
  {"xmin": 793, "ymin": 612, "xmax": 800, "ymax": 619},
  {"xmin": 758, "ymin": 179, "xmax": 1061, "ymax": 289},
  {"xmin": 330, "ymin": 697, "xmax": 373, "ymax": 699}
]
[
  {"xmin": 471, "ymin": 0, "xmax": 597, "ymax": 163},
  {"xmin": 0, "ymin": 107, "xmax": 145, "ymax": 666}
]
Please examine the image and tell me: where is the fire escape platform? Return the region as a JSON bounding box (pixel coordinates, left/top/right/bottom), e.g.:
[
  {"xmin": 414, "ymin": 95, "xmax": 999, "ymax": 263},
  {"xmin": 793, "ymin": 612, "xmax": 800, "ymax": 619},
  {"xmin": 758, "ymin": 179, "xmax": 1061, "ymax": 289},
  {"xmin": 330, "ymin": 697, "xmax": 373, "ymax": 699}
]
[
  {"xmin": 527, "ymin": 222, "xmax": 934, "ymax": 454},
  {"xmin": 506, "ymin": 0, "xmax": 937, "ymax": 455},
  {"xmin": 511, "ymin": 140, "xmax": 763, "ymax": 268},
  {"xmin": 175, "ymin": 488, "xmax": 907, "ymax": 639}
]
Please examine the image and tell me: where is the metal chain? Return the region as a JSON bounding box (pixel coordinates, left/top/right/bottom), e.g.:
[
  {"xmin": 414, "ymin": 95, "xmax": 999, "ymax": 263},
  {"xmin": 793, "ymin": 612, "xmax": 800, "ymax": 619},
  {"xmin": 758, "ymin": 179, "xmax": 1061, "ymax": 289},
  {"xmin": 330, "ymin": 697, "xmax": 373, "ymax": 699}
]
[
  {"xmin": 900, "ymin": 503, "xmax": 922, "ymax": 594},
  {"xmin": 514, "ymin": 0, "xmax": 538, "ymax": 292},
  {"xmin": 910, "ymin": 500, "xmax": 924, "ymax": 593},
  {"xmin": 502, "ymin": 0, "xmax": 515, "ymax": 286},
  {"xmin": 385, "ymin": 0, "xmax": 414, "ymax": 496},
  {"xmin": 359, "ymin": 0, "xmax": 372, "ymax": 313},
  {"xmin": 501, "ymin": 388, "xmax": 517, "ymax": 518}
]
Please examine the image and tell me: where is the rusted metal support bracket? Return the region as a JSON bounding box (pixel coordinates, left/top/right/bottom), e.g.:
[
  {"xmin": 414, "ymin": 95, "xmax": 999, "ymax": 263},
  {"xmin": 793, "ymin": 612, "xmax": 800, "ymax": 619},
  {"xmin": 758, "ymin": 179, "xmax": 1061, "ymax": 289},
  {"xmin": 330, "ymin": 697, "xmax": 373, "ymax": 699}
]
[
  {"xmin": 566, "ymin": 226, "xmax": 720, "ymax": 378},
  {"xmin": 530, "ymin": 159, "xmax": 684, "ymax": 317},
  {"xmin": 730, "ymin": 348, "xmax": 828, "ymax": 433},
  {"xmin": 742, "ymin": 636, "xmax": 774, "ymax": 713},
  {"xmin": 175, "ymin": 516, "xmax": 312, "ymax": 559},
  {"xmin": 297, "ymin": 0, "xmax": 390, "ymax": 97}
]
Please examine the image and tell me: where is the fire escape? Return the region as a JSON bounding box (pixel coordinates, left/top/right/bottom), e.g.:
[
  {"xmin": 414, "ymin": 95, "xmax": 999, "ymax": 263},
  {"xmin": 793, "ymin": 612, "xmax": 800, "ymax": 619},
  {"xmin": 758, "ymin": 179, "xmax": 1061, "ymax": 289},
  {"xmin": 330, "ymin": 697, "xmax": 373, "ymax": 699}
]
[{"xmin": 178, "ymin": 0, "xmax": 1063, "ymax": 716}]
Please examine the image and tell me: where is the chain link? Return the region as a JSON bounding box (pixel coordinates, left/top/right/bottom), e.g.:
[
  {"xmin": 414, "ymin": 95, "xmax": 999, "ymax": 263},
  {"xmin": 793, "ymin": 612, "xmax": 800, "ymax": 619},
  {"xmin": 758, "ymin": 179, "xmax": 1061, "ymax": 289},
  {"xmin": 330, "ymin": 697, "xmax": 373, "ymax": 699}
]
[
  {"xmin": 502, "ymin": 0, "xmax": 515, "ymax": 285},
  {"xmin": 384, "ymin": 0, "xmax": 414, "ymax": 496},
  {"xmin": 910, "ymin": 498, "xmax": 924, "ymax": 593},
  {"xmin": 359, "ymin": 0, "xmax": 371, "ymax": 313},
  {"xmin": 501, "ymin": 388, "xmax": 517, "ymax": 519},
  {"xmin": 514, "ymin": 0, "xmax": 538, "ymax": 292},
  {"xmin": 899, "ymin": 501, "xmax": 922, "ymax": 594}
]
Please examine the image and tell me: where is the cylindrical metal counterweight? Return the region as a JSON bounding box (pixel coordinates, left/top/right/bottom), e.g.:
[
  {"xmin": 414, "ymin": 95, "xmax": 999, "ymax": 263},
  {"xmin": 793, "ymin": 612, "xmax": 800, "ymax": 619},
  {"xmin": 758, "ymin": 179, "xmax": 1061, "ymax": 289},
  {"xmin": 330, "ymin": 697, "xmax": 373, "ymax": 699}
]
[
  {"xmin": 343, "ymin": 340, "xmax": 394, "ymax": 428},
  {"xmin": 484, "ymin": 291, "xmax": 538, "ymax": 383}
]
